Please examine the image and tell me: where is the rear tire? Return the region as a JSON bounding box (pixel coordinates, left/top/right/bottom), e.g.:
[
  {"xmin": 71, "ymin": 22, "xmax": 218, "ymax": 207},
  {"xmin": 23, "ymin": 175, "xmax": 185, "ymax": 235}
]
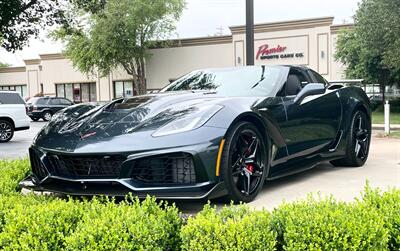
[
  {"xmin": 220, "ymin": 122, "xmax": 268, "ymax": 203},
  {"xmin": 0, "ymin": 120, "xmax": 14, "ymax": 143},
  {"xmin": 330, "ymin": 110, "xmax": 371, "ymax": 167},
  {"xmin": 42, "ymin": 111, "xmax": 52, "ymax": 121}
]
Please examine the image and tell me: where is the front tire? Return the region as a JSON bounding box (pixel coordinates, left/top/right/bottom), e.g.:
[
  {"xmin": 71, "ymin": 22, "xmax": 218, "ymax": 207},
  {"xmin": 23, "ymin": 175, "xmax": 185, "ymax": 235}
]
[
  {"xmin": 30, "ymin": 117, "xmax": 39, "ymax": 122},
  {"xmin": 220, "ymin": 122, "xmax": 268, "ymax": 203},
  {"xmin": 0, "ymin": 120, "xmax": 14, "ymax": 143},
  {"xmin": 330, "ymin": 110, "xmax": 371, "ymax": 167}
]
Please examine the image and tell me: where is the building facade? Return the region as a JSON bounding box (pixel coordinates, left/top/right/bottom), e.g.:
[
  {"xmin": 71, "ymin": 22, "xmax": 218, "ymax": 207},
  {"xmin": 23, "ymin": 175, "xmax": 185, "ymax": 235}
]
[{"xmin": 0, "ymin": 17, "xmax": 351, "ymax": 101}]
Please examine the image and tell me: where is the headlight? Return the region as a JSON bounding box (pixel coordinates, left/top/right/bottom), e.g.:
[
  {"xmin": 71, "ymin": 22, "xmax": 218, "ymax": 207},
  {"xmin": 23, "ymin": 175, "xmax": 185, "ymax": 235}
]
[{"xmin": 152, "ymin": 104, "xmax": 223, "ymax": 137}]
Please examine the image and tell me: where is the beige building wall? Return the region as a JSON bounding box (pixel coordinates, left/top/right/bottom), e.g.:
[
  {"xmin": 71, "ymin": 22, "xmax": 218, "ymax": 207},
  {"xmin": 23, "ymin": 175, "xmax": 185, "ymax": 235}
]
[
  {"xmin": 230, "ymin": 17, "xmax": 337, "ymax": 80},
  {"xmin": 0, "ymin": 67, "xmax": 27, "ymax": 86},
  {"xmin": 146, "ymin": 39, "xmax": 233, "ymax": 89}
]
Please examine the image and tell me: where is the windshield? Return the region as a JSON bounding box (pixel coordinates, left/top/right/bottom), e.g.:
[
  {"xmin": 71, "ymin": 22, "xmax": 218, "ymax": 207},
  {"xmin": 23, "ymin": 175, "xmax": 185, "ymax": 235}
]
[{"xmin": 160, "ymin": 66, "xmax": 286, "ymax": 97}]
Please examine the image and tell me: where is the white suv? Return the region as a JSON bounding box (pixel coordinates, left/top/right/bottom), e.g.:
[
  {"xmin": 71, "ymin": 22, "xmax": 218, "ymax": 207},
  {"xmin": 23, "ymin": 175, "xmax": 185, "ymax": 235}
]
[{"xmin": 0, "ymin": 91, "xmax": 30, "ymax": 142}]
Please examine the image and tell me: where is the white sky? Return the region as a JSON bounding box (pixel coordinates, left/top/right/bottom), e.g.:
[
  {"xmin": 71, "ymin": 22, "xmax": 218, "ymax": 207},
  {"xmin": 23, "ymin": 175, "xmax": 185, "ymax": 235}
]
[{"xmin": 0, "ymin": 0, "xmax": 360, "ymax": 66}]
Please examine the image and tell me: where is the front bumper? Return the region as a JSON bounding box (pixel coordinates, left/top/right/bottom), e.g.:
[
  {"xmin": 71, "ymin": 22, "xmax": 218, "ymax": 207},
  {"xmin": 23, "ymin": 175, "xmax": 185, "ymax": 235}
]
[
  {"xmin": 20, "ymin": 175, "xmax": 226, "ymax": 199},
  {"xmin": 20, "ymin": 140, "xmax": 227, "ymax": 199},
  {"xmin": 27, "ymin": 111, "xmax": 43, "ymax": 118}
]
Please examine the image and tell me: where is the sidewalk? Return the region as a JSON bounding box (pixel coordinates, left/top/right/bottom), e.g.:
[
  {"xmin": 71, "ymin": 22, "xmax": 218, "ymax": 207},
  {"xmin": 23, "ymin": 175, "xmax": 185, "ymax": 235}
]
[{"xmin": 372, "ymin": 124, "xmax": 400, "ymax": 130}]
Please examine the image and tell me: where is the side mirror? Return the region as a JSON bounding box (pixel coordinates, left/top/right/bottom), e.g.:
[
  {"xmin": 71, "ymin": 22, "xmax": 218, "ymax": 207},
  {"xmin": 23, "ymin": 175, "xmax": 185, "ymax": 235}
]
[{"xmin": 294, "ymin": 83, "xmax": 325, "ymax": 104}]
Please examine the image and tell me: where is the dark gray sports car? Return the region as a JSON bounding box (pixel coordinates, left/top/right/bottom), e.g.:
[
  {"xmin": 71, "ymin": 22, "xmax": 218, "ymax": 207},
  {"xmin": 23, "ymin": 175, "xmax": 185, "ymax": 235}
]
[{"xmin": 20, "ymin": 65, "xmax": 371, "ymax": 202}]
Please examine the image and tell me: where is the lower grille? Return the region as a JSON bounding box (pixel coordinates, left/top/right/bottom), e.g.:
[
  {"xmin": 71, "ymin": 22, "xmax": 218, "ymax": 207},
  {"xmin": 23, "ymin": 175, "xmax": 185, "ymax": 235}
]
[
  {"xmin": 130, "ymin": 153, "xmax": 196, "ymax": 185},
  {"xmin": 30, "ymin": 148, "xmax": 48, "ymax": 181},
  {"xmin": 47, "ymin": 154, "xmax": 126, "ymax": 178}
]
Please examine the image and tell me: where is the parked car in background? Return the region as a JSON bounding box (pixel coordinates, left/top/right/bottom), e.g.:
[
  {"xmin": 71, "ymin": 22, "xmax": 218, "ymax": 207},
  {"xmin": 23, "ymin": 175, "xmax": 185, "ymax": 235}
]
[
  {"xmin": 0, "ymin": 91, "xmax": 30, "ymax": 142},
  {"xmin": 26, "ymin": 97, "xmax": 74, "ymax": 121}
]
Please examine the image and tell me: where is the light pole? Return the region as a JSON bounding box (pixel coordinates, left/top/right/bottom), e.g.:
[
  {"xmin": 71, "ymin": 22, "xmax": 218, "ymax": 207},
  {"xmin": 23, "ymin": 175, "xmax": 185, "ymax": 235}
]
[{"xmin": 246, "ymin": 0, "xmax": 254, "ymax": 65}]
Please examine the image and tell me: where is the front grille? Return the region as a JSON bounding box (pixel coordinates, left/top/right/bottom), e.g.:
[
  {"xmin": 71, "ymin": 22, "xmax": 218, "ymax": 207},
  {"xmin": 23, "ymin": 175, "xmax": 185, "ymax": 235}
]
[
  {"xmin": 130, "ymin": 153, "xmax": 196, "ymax": 185},
  {"xmin": 30, "ymin": 148, "xmax": 48, "ymax": 181},
  {"xmin": 47, "ymin": 154, "xmax": 126, "ymax": 178}
]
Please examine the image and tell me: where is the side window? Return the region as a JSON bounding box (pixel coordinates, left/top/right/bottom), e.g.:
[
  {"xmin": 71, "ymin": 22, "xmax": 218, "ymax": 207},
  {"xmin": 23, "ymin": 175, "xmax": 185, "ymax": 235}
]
[
  {"xmin": 36, "ymin": 98, "xmax": 49, "ymax": 105},
  {"xmin": 50, "ymin": 98, "xmax": 60, "ymax": 105},
  {"xmin": 309, "ymin": 70, "xmax": 328, "ymax": 85},
  {"xmin": 284, "ymin": 70, "xmax": 309, "ymax": 96},
  {"xmin": 0, "ymin": 93, "xmax": 24, "ymax": 104},
  {"xmin": 59, "ymin": 99, "xmax": 72, "ymax": 105}
]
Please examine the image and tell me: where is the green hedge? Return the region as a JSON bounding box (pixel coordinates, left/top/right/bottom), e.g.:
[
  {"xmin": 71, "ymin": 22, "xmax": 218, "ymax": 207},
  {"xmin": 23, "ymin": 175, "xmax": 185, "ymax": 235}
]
[
  {"xmin": 0, "ymin": 160, "xmax": 399, "ymax": 250},
  {"xmin": 271, "ymin": 196, "xmax": 388, "ymax": 250},
  {"xmin": 0, "ymin": 159, "xmax": 30, "ymax": 195},
  {"xmin": 0, "ymin": 195, "xmax": 181, "ymax": 251},
  {"xmin": 361, "ymin": 186, "xmax": 400, "ymax": 250},
  {"xmin": 65, "ymin": 197, "xmax": 182, "ymax": 251},
  {"xmin": 181, "ymin": 204, "xmax": 276, "ymax": 250}
]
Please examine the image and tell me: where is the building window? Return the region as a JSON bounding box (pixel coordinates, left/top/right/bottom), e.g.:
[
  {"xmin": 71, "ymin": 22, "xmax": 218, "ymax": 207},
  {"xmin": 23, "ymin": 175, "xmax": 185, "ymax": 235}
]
[
  {"xmin": 55, "ymin": 83, "xmax": 96, "ymax": 103},
  {"xmin": 0, "ymin": 85, "xmax": 28, "ymax": 98},
  {"xmin": 113, "ymin": 80, "xmax": 135, "ymax": 99}
]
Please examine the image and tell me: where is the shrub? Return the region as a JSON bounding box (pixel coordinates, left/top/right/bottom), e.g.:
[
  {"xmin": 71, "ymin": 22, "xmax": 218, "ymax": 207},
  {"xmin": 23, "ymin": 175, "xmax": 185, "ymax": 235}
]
[
  {"xmin": 0, "ymin": 197, "xmax": 84, "ymax": 251},
  {"xmin": 361, "ymin": 185, "xmax": 400, "ymax": 250},
  {"xmin": 271, "ymin": 195, "xmax": 389, "ymax": 250},
  {"xmin": 373, "ymin": 98, "xmax": 400, "ymax": 113},
  {"xmin": 0, "ymin": 159, "xmax": 30, "ymax": 195},
  {"xmin": 65, "ymin": 196, "xmax": 182, "ymax": 251},
  {"xmin": 181, "ymin": 204, "xmax": 276, "ymax": 251}
]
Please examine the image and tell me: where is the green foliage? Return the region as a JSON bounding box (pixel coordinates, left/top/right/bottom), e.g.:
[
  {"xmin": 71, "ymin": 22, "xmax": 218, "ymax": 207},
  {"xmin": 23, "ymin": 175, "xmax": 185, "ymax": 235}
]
[
  {"xmin": 0, "ymin": 197, "xmax": 84, "ymax": 251},
  {"xmin": 54, "ymin": 0, "xmax": 185, "ymax": 94},
  {"xmin": 335, "ymin": 0, "xmax": 400, "ymax": 100},
  {"xmin": 0, "ymin": 159, "xmax": 30, "ymax": 195},
  {"xmin": 65, "ymin": 196, "xmax": 182, "ymax": 251},
  {"xmin": 374, "ymin": 99, "xmax": 400, "ymax": 113},
  {"xmin": 361, "ymin": 185, "xmax": 400, "ymax": 250},
  {"xmin": 181, "ymin": 204, "xmax": 276, "ymax": 251},
  {"xmin": 271, "ymin": 195, "xmax": 388, "ymax": 250},
  {"xmin": 0, "ymin": 62, "xmax": 10, "ymax": 67},
  {"xmin": 0, "ymin": 0, "xmax": 62, "ymax": 51},
  {"xmin": 0, "ymin": 160, "xmax": 399, "ymax": 250}
]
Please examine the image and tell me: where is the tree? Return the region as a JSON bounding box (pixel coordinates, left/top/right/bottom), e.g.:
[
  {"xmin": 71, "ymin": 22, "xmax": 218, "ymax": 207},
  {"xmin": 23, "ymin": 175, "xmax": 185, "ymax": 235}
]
[
  {"xmin": 54, "ymin": 0, "xmax": 185, "ymax": 95},
  {"xmin": 0, "ymin": 62, "xmax": 10, "ymax": 67},
  {"xmin": 0, "ymin": 0, "xmax": 63, "ymax": 52},
  {"xmin": 335, "ymin": 0, "xmax": 400, "ymax": 103}
]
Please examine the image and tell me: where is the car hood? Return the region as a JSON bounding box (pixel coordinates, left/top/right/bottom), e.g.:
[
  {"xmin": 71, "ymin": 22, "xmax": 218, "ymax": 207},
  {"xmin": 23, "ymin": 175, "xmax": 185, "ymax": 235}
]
[{"xmin": 34, "ymin": 91, "xmax": 254, "ymax": 152}]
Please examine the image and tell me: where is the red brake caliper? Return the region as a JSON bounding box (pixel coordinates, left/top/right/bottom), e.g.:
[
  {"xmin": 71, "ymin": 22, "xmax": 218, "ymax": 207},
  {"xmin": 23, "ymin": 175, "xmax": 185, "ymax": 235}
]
[{"xmin": 246, "ymin": 164, "xmax": 254, "ymax": 173}]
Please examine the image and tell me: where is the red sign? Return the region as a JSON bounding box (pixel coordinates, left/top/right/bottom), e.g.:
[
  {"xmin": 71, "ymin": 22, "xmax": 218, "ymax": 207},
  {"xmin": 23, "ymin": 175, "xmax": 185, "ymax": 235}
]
[{"xmin": 256, "ymin": 44, "xmax": 287, "ymax": 60}]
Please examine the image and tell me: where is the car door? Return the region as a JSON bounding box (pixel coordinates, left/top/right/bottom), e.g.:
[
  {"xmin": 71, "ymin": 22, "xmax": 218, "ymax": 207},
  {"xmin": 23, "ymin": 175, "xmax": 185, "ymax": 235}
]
[{"xmin": 279, "ymin": 67, "xmax": 341, "ymax": 159}]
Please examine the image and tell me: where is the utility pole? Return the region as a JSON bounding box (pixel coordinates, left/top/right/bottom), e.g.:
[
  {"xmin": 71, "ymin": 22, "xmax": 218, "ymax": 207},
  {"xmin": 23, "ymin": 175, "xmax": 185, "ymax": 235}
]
[{"xmin": 246, "ymin": 0, "xmax": 254, "ymax": 65}]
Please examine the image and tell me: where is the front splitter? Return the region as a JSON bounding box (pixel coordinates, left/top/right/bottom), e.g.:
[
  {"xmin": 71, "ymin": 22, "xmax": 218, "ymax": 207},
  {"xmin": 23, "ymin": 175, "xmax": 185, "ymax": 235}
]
[{"xmin": 19, "ymin": 175, "xmax": 227, "ymax": 200}]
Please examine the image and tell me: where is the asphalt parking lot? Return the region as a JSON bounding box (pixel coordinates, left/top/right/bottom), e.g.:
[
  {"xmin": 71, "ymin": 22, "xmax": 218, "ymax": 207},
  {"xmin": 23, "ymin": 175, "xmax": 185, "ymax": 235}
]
[
  {"xmin": 1, "ymin": 121, "xmax": 399, "ymax": 212},
  {"xmin": 0, "ymin": 121, "xmax": 46, "ymax": 159}
]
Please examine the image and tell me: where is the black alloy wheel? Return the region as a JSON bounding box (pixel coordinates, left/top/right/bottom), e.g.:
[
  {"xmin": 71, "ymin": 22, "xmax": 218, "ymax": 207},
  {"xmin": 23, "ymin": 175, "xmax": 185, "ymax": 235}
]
[
  {"xmin": 221, "ymin": 122, "xmax": 267, "ymax": 203},
  {"xmin": 42, "ymin": 111, "xmax": 52, "ymax": 121},
  {"xmin": 330, "ymin": 110, "xmax": 371, "ymax": 167},
  {"xmin": 0, "ymin": 120, "xmax": 14, "ymax": 143}
]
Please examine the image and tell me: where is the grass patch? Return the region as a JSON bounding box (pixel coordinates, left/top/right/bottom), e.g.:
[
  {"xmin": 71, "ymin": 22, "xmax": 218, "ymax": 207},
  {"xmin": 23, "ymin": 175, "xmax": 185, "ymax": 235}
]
[
  {"xmin": 372, "ymin": 112, "xmax": 400, "ymax": 124},
  {"xmin": 389, "ymin": 131, "xmax": 400, "ymax": 138}
]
